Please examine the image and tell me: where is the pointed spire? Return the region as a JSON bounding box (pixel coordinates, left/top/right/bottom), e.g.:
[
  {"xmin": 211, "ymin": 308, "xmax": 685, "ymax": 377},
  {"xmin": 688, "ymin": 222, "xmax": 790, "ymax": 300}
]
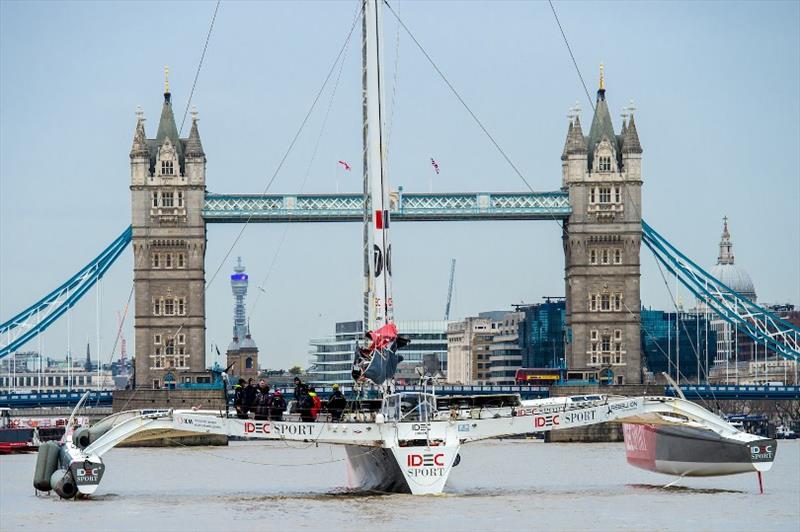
[
  {"xmin": 155, "ymin": 71, "xmax": 182, "ymax": 158},
  {"xmin": 566, "ymin": 115, "xmax": 587, "ymax": 154},
  {"xmin": 130, "ymin": 106, "xmax": 149, "ymax": 158},
  {"xmin": 561, "ymin": 120, "xmax": 573, "ymax": 161},
  {"xmin": 185, "ymin": 106, "xmax": 205, "ymax": 158},
  {"xmin": 717, "ymin": 216, "xmax": 735, "ymax": 265},
  {"xmin": 622, "ymin": 113, "xmax": 642, "ymax": 154}
]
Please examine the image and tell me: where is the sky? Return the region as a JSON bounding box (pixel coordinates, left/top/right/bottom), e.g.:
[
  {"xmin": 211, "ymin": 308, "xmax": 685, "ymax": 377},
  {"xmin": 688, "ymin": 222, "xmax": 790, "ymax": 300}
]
[{"xmin": 1, "ymin": 1, "xmax": 798, "ymax": 371}]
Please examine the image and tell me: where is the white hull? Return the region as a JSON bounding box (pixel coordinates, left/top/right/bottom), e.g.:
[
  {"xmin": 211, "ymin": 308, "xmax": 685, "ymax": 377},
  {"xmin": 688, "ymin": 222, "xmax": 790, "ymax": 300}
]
[
  {"xmin": 345, "ymin": 444, "xmax": 460, "ymax": 495},
  {"xmin": 42, "ymin": 393, "xmax": 777, "ymax": 498}
]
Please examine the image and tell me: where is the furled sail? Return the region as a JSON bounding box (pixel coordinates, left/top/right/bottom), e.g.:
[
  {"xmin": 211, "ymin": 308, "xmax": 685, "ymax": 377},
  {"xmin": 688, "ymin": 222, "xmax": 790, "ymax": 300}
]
[
  {"xmin": 352, "ymin": 323, "xmax": 408, "ymax": 385},
  {"xmin": 352, "ymin": 0, "xmax": 407, "ymax": 387}
]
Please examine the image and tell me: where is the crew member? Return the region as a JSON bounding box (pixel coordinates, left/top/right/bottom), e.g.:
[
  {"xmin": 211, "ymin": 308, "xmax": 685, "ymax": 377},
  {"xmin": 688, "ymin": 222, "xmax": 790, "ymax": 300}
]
[
  {"xmin": 309, "ymin": 387, "xmax": 322, "ymax": 421},
  {"xmin": 243, "ymin": 378, "xmax": 258, "ymax": 416},
  {"xmin": 253, "ymin": 380, "xmax": 271, "ymax": 421},
  {"xmin": 327, "ymin": 384, "xmax": 347, "ymax": 422},
  {"xmin": 299, "ymin": 385, "xmax": 315, "ymax": 422},
  {"xmin": 270, "ymin": 390, "xmax": 286, "ymax": 421},
  {"xmin": 233, "ymin": 379, "xmax": 247, "ymax": 419}
]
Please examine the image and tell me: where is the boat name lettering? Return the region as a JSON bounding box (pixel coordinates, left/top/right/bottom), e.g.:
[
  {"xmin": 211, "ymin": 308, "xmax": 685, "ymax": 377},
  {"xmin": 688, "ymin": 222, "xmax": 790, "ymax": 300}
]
[
  {"xmin": 407, "ymin": 453, "xmax": 445, "ymax": 467},
  {"xmin": 411, "ymin": 423, "xmax": 430, "ymax": 433},
  {"xmin": 457, "ymin": 423, "xmax": 470, "ymax": 432},
  {"xmin": 534, "ymin": 414, "xmax": 560, "ymax": 428},
  {"xmin": 272, "ymin": 423, "xmax": 315, "ymax": 436},
  {"xmin": 750, "ymin": 444, "xmax": 774, "ymax": 461},
  {"xmin": 563, "ymin": 410, "xmax": 596, "ymax": 424},
  {"xmin": 244, "ymin": 421, "xmax": 271, "ymax": 434}
]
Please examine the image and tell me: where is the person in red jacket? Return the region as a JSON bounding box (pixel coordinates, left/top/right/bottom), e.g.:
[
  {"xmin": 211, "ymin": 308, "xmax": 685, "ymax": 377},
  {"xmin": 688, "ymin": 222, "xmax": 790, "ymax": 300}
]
[{"xmin": 308, "ymin": 387, "xmax": 322, "ymax": 421}]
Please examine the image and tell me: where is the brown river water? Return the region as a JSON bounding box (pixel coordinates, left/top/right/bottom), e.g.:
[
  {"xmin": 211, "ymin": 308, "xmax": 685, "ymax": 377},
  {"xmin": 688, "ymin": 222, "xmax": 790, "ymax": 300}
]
[{"xmin": 1, "ymin": 439, "xmax": 798, "ymax": 531}]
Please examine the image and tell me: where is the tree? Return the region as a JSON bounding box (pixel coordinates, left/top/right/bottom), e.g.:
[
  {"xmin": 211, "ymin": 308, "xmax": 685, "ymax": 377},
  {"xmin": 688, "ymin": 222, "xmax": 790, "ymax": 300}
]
[{"xmin": 288, "ymin": 365, "xmax": 303, "ymax": 376}]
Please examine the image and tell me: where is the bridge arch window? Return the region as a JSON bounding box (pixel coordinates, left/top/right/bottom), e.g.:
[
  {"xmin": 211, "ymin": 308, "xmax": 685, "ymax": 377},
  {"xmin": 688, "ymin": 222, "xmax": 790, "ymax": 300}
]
[
  {"xmin": 598, "ymin": 187, "xmax": 612, "ymax": 203},
  {"xmin": 600, "ymin": 294, "xmax": 611, "ymax": 311},
  {"xmin": 589, "ymin": 294, "xmax": 597, "ymax": 312},
  {"xmin": 246, "ymin": 357, "xmax": 253, "ymax": 369},
  {"xmin": 154, "ymin": 334, "xmax": 162, "ymax": 344},
  {"xmin": 152, "ymin": 191, "xmax": 159, "ymax": 208},
  {"xmin": 177, "ymin": 253, "xmax": 185, "ymax": 268},
  {"xmin": 614, "ymin": 187, "xmax": 621, "ymax": 203},
  {"xmin": 177, "ymin": 298, "xmax": 186, "ymax": 316},
  {"xmin": 177, "ymin": 334, "xmax": 185, "ymax": 345},
  {"xmin": 165, "ymin": 253, "xmax": 173, "ymax": 268},
  {"xmin": 614, "ymin": 248, "xmax": 622, "ymax": 264},
  {"xmin": 177, "ymin": 192, "xmax": 184, "ymax": 207},
  {"xmin": 590, "ymin": 249, "xmax": 597, "ymax": 264},
  {"xmin": 613, "ymin": 293, "xmax": 622, "ymax": 311},
  {"xmin": 161, "ymin": 191, "xmax": 174, "ymax": 207},
  {"xmin": 601, "ymin": 249, "xmax": 610, "ymax": 264},
  {"xmin": 164, "ymin": 299, "xmax": 174, "ymax": 315},
  {"xmin": 165, "ymin": 339, "xmax": 175, "ymax": 355},
  {"xmin": 152, "ymin": 253, "xmax": 160, "ymax": 268},
  {"xmin": 153, "ymin": 298, "xmax": 162, "ymax": 316}
]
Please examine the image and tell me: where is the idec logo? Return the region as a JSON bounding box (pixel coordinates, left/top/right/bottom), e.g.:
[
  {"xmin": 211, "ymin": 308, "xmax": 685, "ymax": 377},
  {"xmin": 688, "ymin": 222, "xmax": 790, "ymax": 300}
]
[
  {"xmin": 750, "ymin": 443, "xmax": 774, "ymax": 461},
  {"xmin": 533, "ymin": 414, "xmax": 560, "ymax": 429},
  {"xmin": 407, "ymin": 453, "xmax": 445, "ymax": 468},
  {"xmin": 244, "ymin": 421, "xmax": 271, "ymax": 434}
]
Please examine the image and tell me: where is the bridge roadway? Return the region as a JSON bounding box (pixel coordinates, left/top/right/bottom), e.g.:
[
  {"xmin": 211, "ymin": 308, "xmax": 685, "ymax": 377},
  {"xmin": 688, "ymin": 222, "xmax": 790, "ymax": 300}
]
[
  {"xmin": 202, "ymin": 191, "xmax": 572, "ymax": 223},
  {"xmin": 2, "ymin": 384, "xmax": 797, "ymax": 408}
]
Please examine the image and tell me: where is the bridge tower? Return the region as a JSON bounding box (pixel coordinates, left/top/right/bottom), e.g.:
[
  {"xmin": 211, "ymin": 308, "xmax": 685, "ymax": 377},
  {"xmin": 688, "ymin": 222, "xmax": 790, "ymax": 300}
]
[
  {"xmin": 129, "ymin": 73, "xmax": 207, "ymax": 389},
  {"xmin": 562, "ymin": 66, "xmax": 643, "ymax": 384}
]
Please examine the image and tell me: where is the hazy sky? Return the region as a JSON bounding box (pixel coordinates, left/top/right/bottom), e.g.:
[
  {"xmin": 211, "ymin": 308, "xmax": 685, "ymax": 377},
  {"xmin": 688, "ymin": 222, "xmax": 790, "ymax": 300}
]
[{"xmin": 1, "ymin": 1, "xmax": 798, "ymax": 370}]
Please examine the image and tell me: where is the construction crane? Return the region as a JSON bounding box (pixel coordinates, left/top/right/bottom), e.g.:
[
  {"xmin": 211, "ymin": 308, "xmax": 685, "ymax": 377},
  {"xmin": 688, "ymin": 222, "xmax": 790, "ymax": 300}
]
[{"xmin": 444, "ymin": 259, "xmax": 456, "ymax": 321}]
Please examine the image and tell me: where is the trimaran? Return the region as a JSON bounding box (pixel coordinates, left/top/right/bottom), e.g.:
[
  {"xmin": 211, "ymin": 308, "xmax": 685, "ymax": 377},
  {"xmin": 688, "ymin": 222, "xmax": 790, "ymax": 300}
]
[{"xmin": 33, "ymin": 0, "xmax": 777, "ymax": 498}]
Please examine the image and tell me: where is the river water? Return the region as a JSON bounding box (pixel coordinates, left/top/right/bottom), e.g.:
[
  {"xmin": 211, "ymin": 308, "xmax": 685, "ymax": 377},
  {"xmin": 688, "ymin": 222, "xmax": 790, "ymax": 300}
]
[{"xmin": 1, "ymin": 439, "xmax": 798, "ymax": 531}]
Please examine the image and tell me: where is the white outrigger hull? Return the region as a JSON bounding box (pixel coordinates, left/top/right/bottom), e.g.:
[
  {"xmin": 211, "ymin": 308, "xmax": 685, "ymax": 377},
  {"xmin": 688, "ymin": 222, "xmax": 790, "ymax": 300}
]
[{"xmin": 35, "ymin": 393, "xmax": 777, "ymax": 498}]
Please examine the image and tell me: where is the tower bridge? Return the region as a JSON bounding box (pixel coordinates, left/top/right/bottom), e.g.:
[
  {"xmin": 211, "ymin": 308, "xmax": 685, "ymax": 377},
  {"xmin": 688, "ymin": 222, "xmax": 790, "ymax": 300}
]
[
  {"xmin": 131, "ymin": 72, "xmax": 644, "ymax": 389},
  {"xmin": 2, "ymin": 76, "xmax": 798, "ymax": 391}
]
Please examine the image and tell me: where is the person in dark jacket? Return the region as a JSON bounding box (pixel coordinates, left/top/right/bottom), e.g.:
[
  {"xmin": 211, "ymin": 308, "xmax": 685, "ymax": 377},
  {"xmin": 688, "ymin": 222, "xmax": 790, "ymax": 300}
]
[
  {"xmin": 298, "ymin": 385, "xmax": 315, "ymax": 422},
  {"xmin": 327, "ymin": 384, "xmax": 347, "ymax": 422},
  {"xmin": 243, "ymin": 378, "xmax": 257, "ymax": 416},
  {"xmin": 233, "ymin": 379, "xmax": 247, "ymax": 419},
  {"xmin": 253, "ymin": 380, "xmax": 271, "ymax": 420},
  {"xmin": 270, "ymin": 390, "xmax": 286, "ymax": 421},
  {"xmin": 292, "ymin": 377, "xmax": 304, "ymax": 402}
]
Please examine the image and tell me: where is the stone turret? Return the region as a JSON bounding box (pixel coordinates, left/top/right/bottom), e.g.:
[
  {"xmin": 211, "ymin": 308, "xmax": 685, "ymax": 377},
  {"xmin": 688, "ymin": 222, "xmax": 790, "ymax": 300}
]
[
  {"xmin": 562, "ymin": 65, "xmax": 643, "ymax": 385},
  {"xmin": 130, "ymin": 69, "xmax": 208, "ymax": 390}
]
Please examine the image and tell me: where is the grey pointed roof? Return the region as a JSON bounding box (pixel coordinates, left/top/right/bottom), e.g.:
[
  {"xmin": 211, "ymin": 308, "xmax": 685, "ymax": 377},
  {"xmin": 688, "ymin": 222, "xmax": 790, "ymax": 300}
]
[
  {"xmin": 566, "ymin": 115, "xmax": 587, "ymax": 154},
  {"xmin": 155, "ymin": 92, "xmax": 182, "ymax": 157},
  {"xmin": 185, "ymin": 118, "xmax": 205, "ymax": 157},
  {"xmin": 622, "ymin": 114, "xmax": 642, "ymax": 154},
  {"xmin": 561, "ymin": 121, "xmax": 573, "ymax": 161},
  {"xmin": 130, "ymin": 118, "xmax": 149, "ymax": 158},
  {"xmin": 587, "ymin": 89, "xmax": 618, "ymax": 164}
]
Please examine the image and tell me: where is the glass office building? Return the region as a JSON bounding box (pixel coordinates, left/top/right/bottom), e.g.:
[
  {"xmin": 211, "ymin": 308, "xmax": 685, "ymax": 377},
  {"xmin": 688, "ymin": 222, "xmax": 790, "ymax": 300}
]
[
  {"xmin": 640, "ymin": 309, "xmax": 717, "ymax": 383},
  {"xmin": 518, "ymin": 300, "xmax": 567, "ymax": 369}
]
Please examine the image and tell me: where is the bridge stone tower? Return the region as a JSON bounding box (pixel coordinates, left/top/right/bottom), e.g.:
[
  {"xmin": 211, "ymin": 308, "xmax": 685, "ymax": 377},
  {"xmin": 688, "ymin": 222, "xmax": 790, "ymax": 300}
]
[
  {"xmin": 562, "ymin": 67, "xmax": 643, "ymax": 384},
  {"xmin": 130, "ymin": 76, "xmax": 207, "ymax": 389}
]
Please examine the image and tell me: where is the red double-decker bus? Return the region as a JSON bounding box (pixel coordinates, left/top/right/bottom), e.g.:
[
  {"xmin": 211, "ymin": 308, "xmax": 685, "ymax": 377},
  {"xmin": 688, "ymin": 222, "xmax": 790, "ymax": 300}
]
[{"xmin": 515, "ymin": 368, "xmax": 564, "ymax": 386}]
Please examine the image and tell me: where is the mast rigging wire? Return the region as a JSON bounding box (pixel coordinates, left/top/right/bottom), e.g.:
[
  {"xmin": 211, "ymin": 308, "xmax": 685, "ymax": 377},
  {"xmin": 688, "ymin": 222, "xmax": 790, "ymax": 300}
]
[
  {"xmin": 547, "ymin": 0, "xmax": 595, "ymax": 113},
  {"xmin": 206, "ymin": 4, "xmax": 364, "ymax": 290},
  {"xmin": 251, "ymin": 11, "xmax": 355, "ymax": 314},
  {"xmin": 382, "ymin": 0, "xmax": 536, "ymax": 195},
  {"xmin": 179, "ymin": 0, "xmax": 222, "ymax": 136}
]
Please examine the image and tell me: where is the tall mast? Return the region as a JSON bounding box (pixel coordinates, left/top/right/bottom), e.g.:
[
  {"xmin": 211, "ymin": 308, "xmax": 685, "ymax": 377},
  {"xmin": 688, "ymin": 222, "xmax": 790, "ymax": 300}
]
[{"xmin": 362, "ymin": 0, "xmax": 393, "ymax": 333}]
